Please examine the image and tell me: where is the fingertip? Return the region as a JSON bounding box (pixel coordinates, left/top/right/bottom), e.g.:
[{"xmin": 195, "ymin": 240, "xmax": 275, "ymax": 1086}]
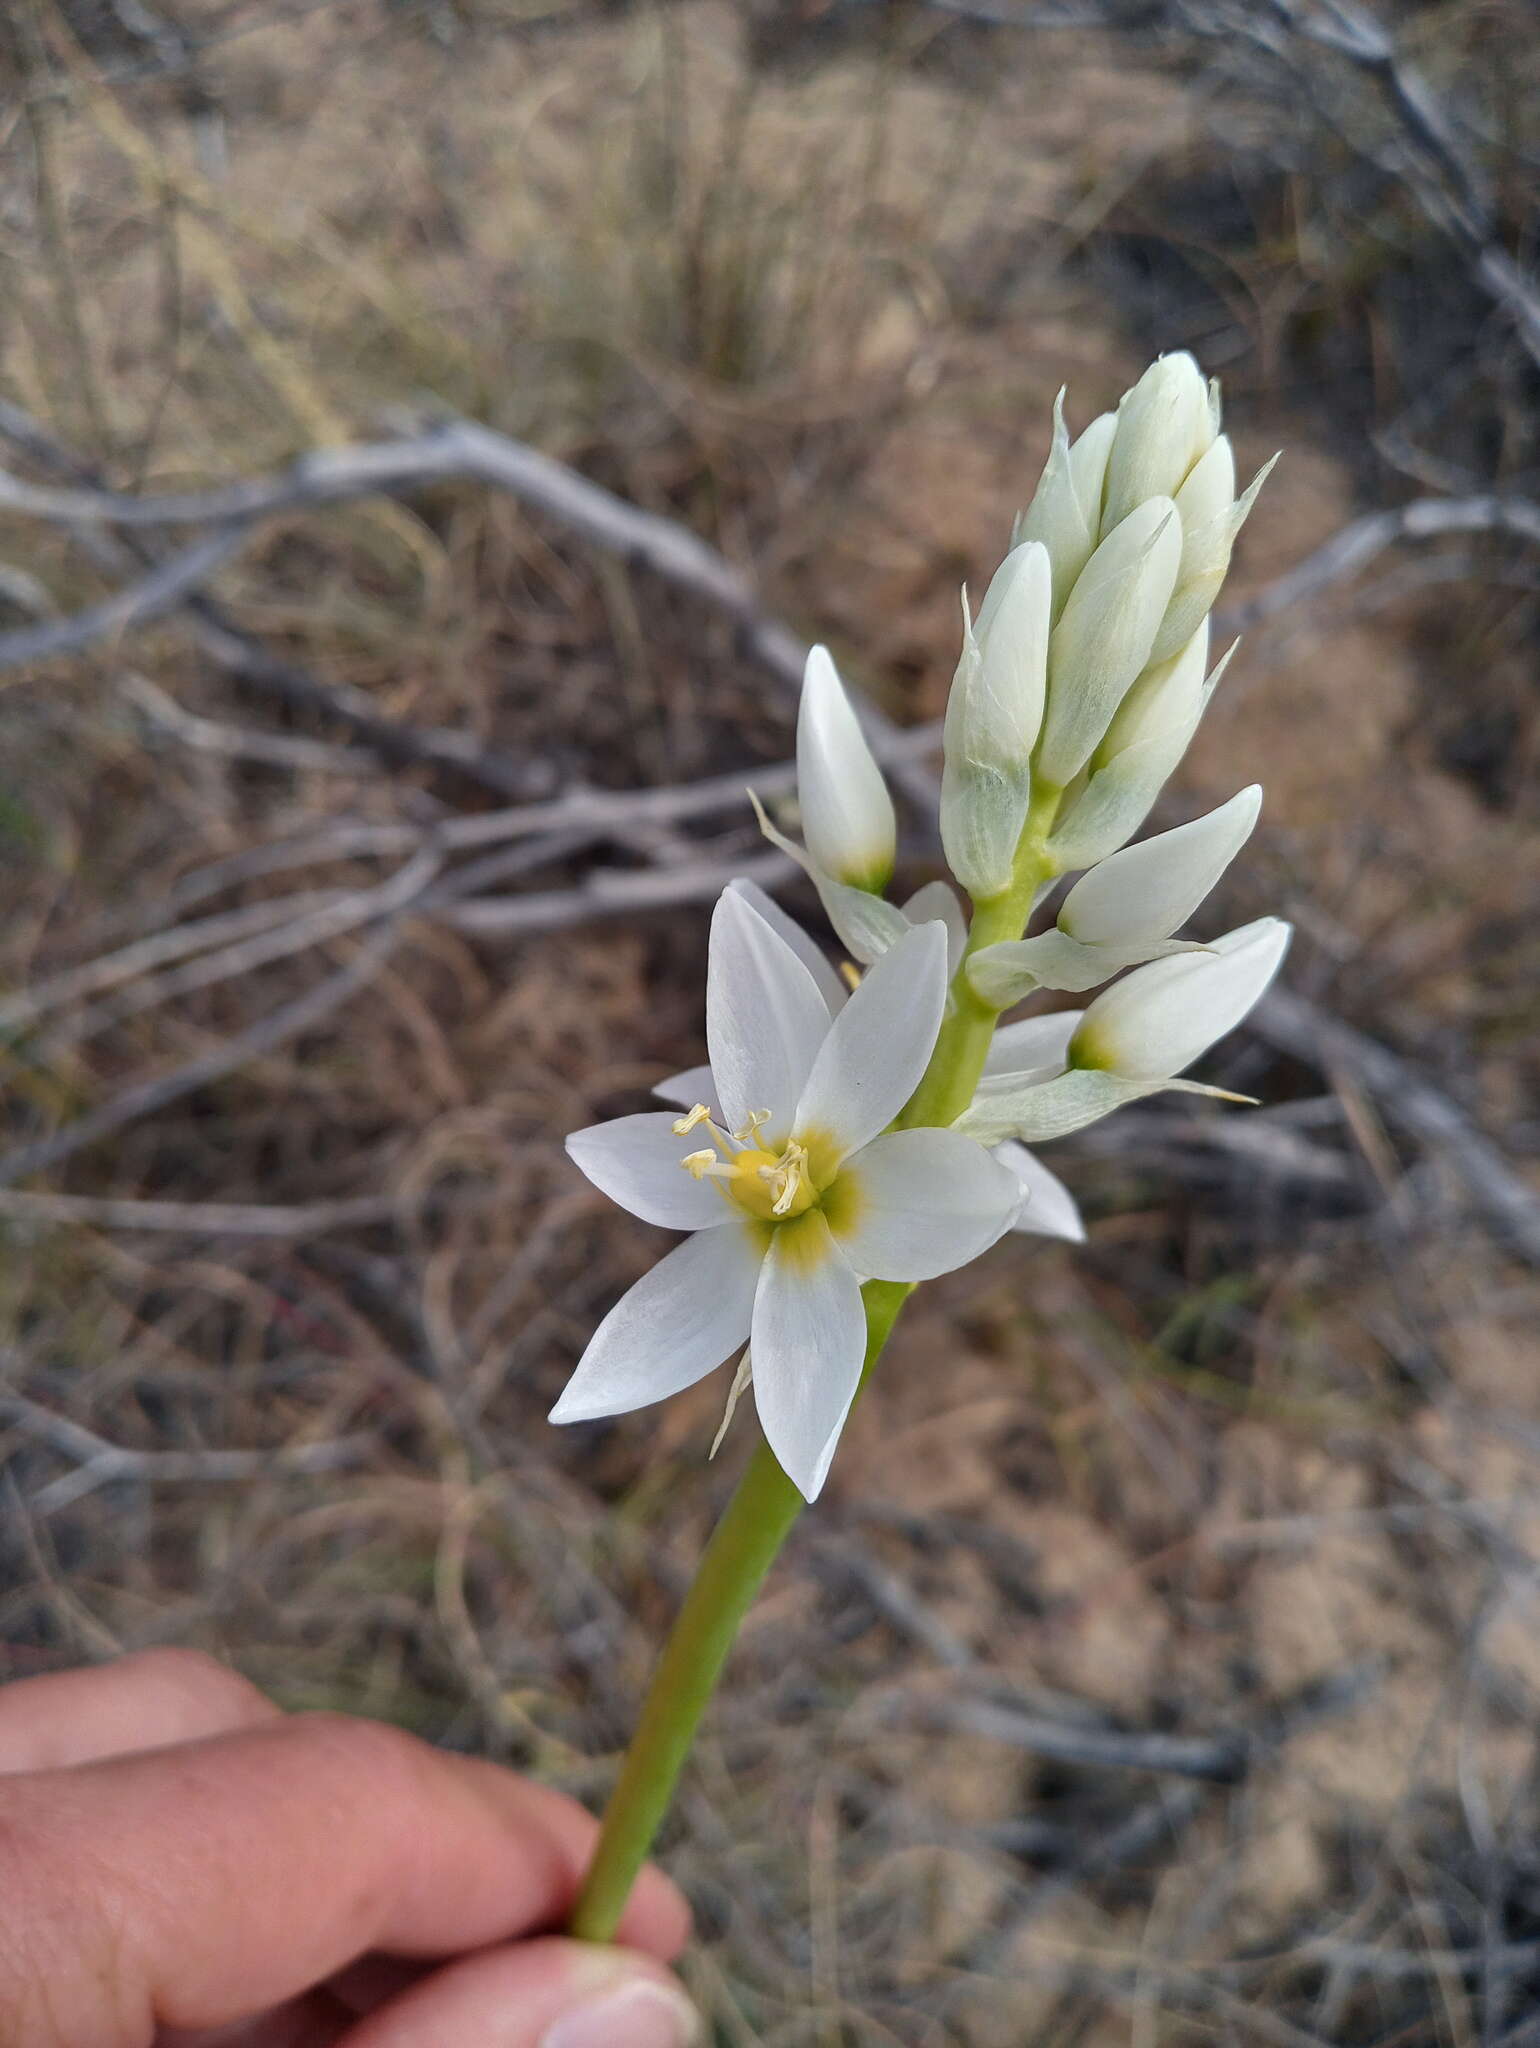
[
  {"xmin": 615, "ymin": 1862, "xmax": 693, "ymax": 1962},
  {"xmin": 336, "ymin": 1937, "xmax": 698, "ymax": 2048},
  {"xmin": 440, "ymin": 1755, "xmax": 690, "ymax": 1959}
]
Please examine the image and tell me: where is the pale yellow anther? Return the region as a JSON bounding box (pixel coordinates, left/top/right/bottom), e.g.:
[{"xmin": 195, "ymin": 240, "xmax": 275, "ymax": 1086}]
[
  {"xmin": 839, "ymin": 961, "xmax": 861, "ymax": 992},
  {"xmin": 671, "ymin": 1104, "xmax": 715, "ymax": 1137},
  {"xmin": 758, "ymin": 1138, "xmax": 811, "ymax": 1217},
  {"xmin": 681, "ymin": 1149, "xmax": 718, "ymax": 1180},
  {"xmin": 733, "ymin": 1109, "xmax": 772, "ymax": 1142}
]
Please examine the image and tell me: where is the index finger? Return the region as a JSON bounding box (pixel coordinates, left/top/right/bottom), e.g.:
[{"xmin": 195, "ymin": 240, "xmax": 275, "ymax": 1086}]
[{"xmin": 0, "ymin": 1712, "xmax": 688, "ymax": 2041}]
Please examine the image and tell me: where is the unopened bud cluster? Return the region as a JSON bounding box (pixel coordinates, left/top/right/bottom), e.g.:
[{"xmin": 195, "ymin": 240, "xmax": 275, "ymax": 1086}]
[{"xmin": 763, "ymin": 352, "xmax": 1289, "ymax": 1154}]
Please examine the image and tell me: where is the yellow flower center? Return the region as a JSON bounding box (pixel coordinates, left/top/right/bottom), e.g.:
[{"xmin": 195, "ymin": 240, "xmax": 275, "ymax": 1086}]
[{"xmin": 672, "ymin": 1106, "xmax": 831, "ymax": 1223}]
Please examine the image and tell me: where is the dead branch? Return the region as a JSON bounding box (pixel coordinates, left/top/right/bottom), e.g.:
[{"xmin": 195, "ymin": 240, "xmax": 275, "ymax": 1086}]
[
  {"xmin": 0, "ymin": 1390, "xmax": 375, "ymax": 1516},
  {"xmin": 120, "ymin": 670, "xmax": 378, "ymax": 775},
  {"xmin": 0, "ymin": 399, "xmax": 548, "ymax": 801},
  {"xmin": 0, "ymin": 844, "xmax": 794, "ymax": 1187},
  {"xmin": 43, "ymin": 844, "xmax": 444, "ymax": 1049},
  {"xmin": 1252, "ymin": 986, "xmax": 1540, "ymax": 1268},
  {"xmin": 1166, "ymin": 0, "xmax": 1540, "ymax": 370},
  {"xmin": 0, "ymin": 1187, "xmax": 411, "ymax": 1237},
  {"xmin": 906, "ymin": 1690, "xmax": 1258, "ymax": 1780},
  {"xmin": 0, "ymin": 409, "xmax": 935, "ymax": 807},
  {"xmin": 0, "ymin": 922, "xmax": 405, "ymax": 1189},
  {"xmin": 1225, "ymin": 493, "xmax": 1540, "ymax": 631},
  {"xmin": 0, "ymin": 523, "xmax": 249, "ymax": 667}
]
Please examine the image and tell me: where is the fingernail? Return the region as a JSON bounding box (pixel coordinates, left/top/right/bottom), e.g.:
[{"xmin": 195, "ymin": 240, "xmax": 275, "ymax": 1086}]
[{"xmin": 541, "ymin": 1976, "xmax": 699, "ymax": 2048}]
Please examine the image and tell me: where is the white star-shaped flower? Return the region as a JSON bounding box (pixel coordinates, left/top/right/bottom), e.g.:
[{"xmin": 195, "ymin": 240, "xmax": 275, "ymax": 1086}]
[
  {"xmin": 552, "ymin": 885, "xmax": 1024, "ymax": 1500},
  {"xmin": 660, "ymin": 884, "xmax": 1084, "ymax": 1246}
]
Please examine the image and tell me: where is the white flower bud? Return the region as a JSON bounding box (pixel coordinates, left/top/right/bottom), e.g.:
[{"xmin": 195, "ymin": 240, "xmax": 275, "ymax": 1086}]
[
  {"xmin": 1147, "ymin": 444, "xmax": 1278, "ymax": 666},
  {"xmin": 1070, "ymin": 917, "xmax": 1291, "ymax": 1079},
  {"xmin": 941, "ymin": 545, "xmax": 1051, "ymax": 900},
  {"xmin": 1101, "ymin": 354, "xmax": 1215, "ymax": 534},
  {"xmin": 1175, "ymin": 432, "xmax": 1236, "ymax": 529},
  {"xmin": 957, "ymin": 1066, "xmax": 1184, "ymax": 1145},
  {"xmin": 1059, "ymin": 785, "xmax": 1262, "ymax": 944},
  {"xmin": 1098, "ymin": 618, "xmax": 1214, "ymax": 764},
  {"xmin": 797, "ymin": 644, "xmax": 896, "ymax": 891},
  {"xmin": 1036, "ymin": 499, "xmax": 1182, "ymax": 789},
  {"xmin": 972, "ymin": 783, "xmax": 1261, "ymax": 999},
  {"xmin": 1013, "ymin": 394, "xmax": 1117, "ymax": 617},
  {"xmin": 1045, "ymin": 626, "xmax": 1237, "ymax": 872}
]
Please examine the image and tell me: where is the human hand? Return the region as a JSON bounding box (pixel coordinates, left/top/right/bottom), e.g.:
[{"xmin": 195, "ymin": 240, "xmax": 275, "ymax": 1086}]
[{"xmin": 0, "ymin": 1649, "xmax": 697, "ymax": 2047}]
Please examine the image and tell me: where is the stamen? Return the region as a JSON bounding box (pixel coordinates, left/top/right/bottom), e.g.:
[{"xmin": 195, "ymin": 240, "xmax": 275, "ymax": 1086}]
[
  {"xmin": 671, "ymin": 1104, "xmax": 716, "ymax": 1136},
  {"xmin": 733, "ymin": 1108, "xmax": 772, "ymax": 1143},
  {"xmin": 680, "ymin": 1149, "xmax": 718, "ymax": 1180},
  {"xmin": 839, "ymin": 961, "xmax": 861, "ymax": 992},
  {"xmin": 758, "ymin": 1138, "xmax": 810, "ymax": 1217}
]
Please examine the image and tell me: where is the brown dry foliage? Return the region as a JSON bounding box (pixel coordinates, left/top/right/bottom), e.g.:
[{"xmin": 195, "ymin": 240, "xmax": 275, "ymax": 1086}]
[{"xmin": 1, "ymin": 2, "xmax": 1538, "ymax": 2042}]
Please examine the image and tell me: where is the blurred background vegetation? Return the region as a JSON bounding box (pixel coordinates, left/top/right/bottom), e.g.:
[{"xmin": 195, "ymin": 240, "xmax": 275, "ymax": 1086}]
[{"xmin": 1, "ymin": 1, "xmax": 1538, "ymax": 2040}]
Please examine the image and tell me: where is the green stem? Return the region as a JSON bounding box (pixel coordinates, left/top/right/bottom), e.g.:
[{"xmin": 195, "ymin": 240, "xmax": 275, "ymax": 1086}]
[
  {"xmin": 571, "ymin": 778, "xmax": 1066, "ymax": 1940},
  {"xmin": 569, "ymin": 1277, "xmax": 913, "ymax": 1943},
  {"xmin": 900, "ymin": 785, "xmax": 1064, "ymax": 1132}
]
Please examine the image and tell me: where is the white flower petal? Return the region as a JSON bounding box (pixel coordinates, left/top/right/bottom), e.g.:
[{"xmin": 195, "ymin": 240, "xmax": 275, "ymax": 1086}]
[
  {"xmin": 830, "ymin": 1129, "xmax": 1021, "ymax": 1281},
  {"xmin": 901, "ymin": 879, "xmax": 968, "ymax": 982},
  {"xmin": 1071, "ymin": 916, "xmax": 1291, "ymax": 1079},
  {"xmin": 797, "ymin": 644, "xmax": 896, "ymax": 890},
  {"xmin": 996, "ymin": 1141, "xmax": 1086, "ymax": 1242},
  {"xmin": 1039, "ymin": 498, "xmax": 1184, "ymax": 788},
  {"xmin": 653, "ymin": 1064, "xmax": 720, "ymax": 1114},
  {"xmin": 1096, "ymin": 618, "xmax": 1212, "ymax": 762},
  {"xmin": 750, "ymin": 1213, "xmax": 866, "ymax": 1501},
  {"xmin": 1101, "ymin": 352, "xmax": 1214, "ymax": 532},
  {"xmin": 941, "ymin": 546, "xmax": 1051, "ymax": 896},
  {"xmin": 793, "ymin": 919, "xmax": 948, "ymax": 1159},
  {"xmin": 567, "ymin": 1112, "xmax": 732, "ymax": 1230},
  {"xmin": 707, "ymin": 886, "xmax": 833, "ymax": 1138},
  {"xmin": 1149, "ymin": 449, "xmax": 1277, "ymax": 665},
  {"xmin": 550, "ymin": 1223, "xmax": 762, "ymax": 1423},
  {"xmin": 1014, "ymin": 395, "xmax": 1117, "ymax": 617},
  {"xmin": 1060, "ymin": 786, "xmax": 1261, "ymax": 946},
  {"xmin": 1173, "ymin": 432, "xmax": 1236, "ymax": 533},
  {"xmin": 983, "ymin": 1009, "xmax": 1083, "ymax": 1078},
  {"xmin": 728, "ymin": 877, "xmax": 847, "ymax": 1017}
]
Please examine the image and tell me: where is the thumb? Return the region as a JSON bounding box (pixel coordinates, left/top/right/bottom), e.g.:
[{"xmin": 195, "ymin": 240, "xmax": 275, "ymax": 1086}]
[{"xmin": 337, "ymin": 1938, "xmax": 699, "ymax": 2048}]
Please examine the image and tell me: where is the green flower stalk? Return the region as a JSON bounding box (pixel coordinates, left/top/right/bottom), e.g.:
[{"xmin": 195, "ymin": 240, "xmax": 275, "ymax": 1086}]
[{"xmin": 553, "ymin": 354, "xmax": 1287, "ymax": 1940}]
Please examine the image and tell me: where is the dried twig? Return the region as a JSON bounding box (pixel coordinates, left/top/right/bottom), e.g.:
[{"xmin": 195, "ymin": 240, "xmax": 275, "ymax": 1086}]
[
  {"xmin": 0, "ymin": 523, "xmax": 249, "ymax": 667},
  {"xmin": 45, "ymin": 844, "xmax": 444, "ymax": 1049},
  {"xmin": 1252, "ymin": 986, "xmax": 1540, "ymax": 1269},
  {"xmin": 119, "ymin": 670, "xmax": 377, "ymax": 775},
  {"xmin": 1226, "ymin": 494, "xmax": 1540, "ymax": 631},
  {"xmin": 0, "ymin": 1391, "xmax": 375, "ymax": 1516},
  {"xmin": 0, "ymin": 922, "xmax": 405, "ymax": 1189},
  {"xmin": 1164, "ymin": 0, "xmax": 1540, "ymax": 369},
  {"xmin": 0, "ymin": 400, "xmax": 546, "ymax": 800},
  {"xmin": 0, "ymin": 411, "xmax": 934, "ymax": 806},
  {"xmin": 0, "ymin": 1187, "xmax": 412, "ymax": 1237}
]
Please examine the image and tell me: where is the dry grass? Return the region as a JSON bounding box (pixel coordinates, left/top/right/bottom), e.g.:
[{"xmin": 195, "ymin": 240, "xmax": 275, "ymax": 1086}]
[{"xmin": 2, "ymin": 2, "xmax": 1539, "ymax": 2041}]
